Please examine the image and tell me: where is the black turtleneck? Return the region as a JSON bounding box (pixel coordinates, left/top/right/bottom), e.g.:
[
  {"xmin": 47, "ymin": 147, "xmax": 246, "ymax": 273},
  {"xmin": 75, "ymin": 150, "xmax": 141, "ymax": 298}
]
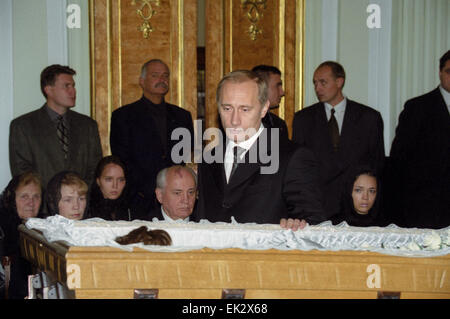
[{"xmin": 142, "ymin": 96, "xmax": 167, "ymax": 153}]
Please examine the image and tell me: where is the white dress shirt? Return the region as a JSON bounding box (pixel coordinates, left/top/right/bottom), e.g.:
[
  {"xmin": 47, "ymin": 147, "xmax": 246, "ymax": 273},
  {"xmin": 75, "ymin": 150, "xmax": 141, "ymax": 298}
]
[
  {"xmin": 161, "ymin": 207, "xmax": 190, "ymax": 222},
  {"xmin": 224, "ymin": 124, "xmax": 264, "ymax": 183},
  {"xmin": 324, "ymin": 97, "xmax": 347, "ymax": 133}
]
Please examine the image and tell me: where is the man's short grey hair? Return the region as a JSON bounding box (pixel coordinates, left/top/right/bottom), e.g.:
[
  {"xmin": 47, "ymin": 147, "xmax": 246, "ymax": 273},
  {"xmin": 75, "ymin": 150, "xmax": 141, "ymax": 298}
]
[
  {"xmin": 140, "ymin": 59, "xmax": 169, "ymax": 78},
  {"xmin": 156, "ymin": 165, "xmax": 197, "ymax": 191},
  {"xmin": 216, "ymin": 70, "xmax": 268, "ymax": 109}
]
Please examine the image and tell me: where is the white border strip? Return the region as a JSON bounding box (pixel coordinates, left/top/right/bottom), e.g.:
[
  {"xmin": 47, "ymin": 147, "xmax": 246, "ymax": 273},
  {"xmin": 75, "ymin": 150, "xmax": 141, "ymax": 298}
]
[
  {"xmin": 0, "ymin": 0, "xmax": 14, "ymax": 187},
  {"xmin": 47, "ymin": 0, "xmax": 68, "ymax": 65}
]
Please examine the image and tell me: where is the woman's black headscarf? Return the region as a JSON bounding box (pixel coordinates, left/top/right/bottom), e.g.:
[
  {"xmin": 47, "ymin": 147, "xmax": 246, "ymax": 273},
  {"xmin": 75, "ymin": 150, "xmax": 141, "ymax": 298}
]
[
  {"xmin": 0, "ymin": 171, "xmax": 43, "ymax": 256},
  {"xmin": 336, "ymin": 164, "xmax": 382, "ymax": 227},
  {"xmin": 87, "ymin": 155, "xmax": 131, "ymax": 221},
  {"xmin": 46, "ymin": 170, "xmax": 88, "ymax": 217}
]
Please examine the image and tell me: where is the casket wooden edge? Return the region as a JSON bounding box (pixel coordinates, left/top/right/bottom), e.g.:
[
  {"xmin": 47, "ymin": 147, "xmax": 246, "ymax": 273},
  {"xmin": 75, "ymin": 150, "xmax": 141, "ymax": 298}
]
[{"xmin": 19, "ymin": 225, "xmax": 450, "ymax": 299}]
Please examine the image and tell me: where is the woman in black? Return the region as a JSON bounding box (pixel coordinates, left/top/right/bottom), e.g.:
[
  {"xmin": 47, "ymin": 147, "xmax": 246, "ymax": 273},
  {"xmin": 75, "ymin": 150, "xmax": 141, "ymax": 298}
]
[
  {"xmin": 87, "ymin": 155, "xmax": 133, "ymax": 221},
  {"xmin": 333, "ymin": 165, "xmax": 382, "ymax": 227},
  {"xmin": 0, "ymin": 171, "xmax": 44, "ymax": 299}
]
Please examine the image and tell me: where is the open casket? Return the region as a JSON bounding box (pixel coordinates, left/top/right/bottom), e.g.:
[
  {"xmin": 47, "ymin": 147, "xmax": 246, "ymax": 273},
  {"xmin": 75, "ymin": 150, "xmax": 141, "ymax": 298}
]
[{"xmin": 18, "ymin": 218, "xmax": 450, "ymax": 299}]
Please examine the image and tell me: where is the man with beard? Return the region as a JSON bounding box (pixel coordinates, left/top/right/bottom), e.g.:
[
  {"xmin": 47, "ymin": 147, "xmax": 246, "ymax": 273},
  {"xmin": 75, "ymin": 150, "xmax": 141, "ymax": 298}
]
[{"xmin": 110, "ymin": 59, "xmax": 194, "ymax": 218}]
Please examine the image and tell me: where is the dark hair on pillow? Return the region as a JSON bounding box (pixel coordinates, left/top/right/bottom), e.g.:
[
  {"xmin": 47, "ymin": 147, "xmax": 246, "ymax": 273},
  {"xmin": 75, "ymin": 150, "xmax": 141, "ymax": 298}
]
[{"xmin": 115, "ymin": 226, "xmax": 172, "ymax": 246}]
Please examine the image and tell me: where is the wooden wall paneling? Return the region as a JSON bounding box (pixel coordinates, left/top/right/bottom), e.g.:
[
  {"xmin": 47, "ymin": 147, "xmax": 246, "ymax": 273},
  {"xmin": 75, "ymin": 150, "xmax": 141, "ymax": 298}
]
[
  {"xmin": 204, "ymin": 0, "xmax": 304, "ymax": 137},
  {"xmin": 182, "ymin": 0, "xmax": 198, "ymax": 125},
  {"xmin": 284, "ymin": 0, "xmax": 297, "ymax": 137},
  {"xmin": 229, "ymin": 0, "xmax": 278, "ymax": 71},
  {"xmin": 90, "ymin": 0, "xmax": 197, "ymax": 156},
  {"xmin": 90, "ymin": 0, "xmax": 110, "ymax": 155},
  {"xmin": 204, "ymin": 0, "xmax": 224, "ymax": 132}
]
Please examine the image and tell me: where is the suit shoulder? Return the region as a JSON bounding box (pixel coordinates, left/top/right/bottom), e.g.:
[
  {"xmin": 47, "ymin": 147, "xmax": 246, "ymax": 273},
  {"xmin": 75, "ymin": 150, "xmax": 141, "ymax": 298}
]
[
  {"xmin": 404, "ymin": 88, "xmax": 440, "ymax": 109},
  {"xmin": 294, "ymin": 103, "xmax": 321, "ymax": 118},
  {"xmin": 166, "ymin": 103, "xmax": 192, "ymax": 117},
  {"xmin": 112, "ymin": 100, "xmax": 142, "ymax": 115},
  {"xmin": 11, "ymin": 108, "xmax": 42, "ymax": 125},
  {"xmin": 348, "ymin": 100, "xmax": 378, "ymax": 112},
  {"xmin": 271, "ymin": 112, "xmax": 287, "ymax": 125},
  {"xmin": 68, "ymin": 110, "xmax": 98, "ymax": 125},
  {"xmin": 348, "ymin": 100, "xmax": 382, "ymax": 119}
]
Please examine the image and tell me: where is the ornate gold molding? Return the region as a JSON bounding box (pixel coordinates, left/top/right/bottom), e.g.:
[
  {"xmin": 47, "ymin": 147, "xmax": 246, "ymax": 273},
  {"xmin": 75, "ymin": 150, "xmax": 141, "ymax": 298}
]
[
  {"xmin": 131, "ymin": 0, "xmax": 160, "ymax": 39},
  {"xmin": 278, "ymin": 0, "xmax": 285, "ymax": 120},
  {"xmin": 241, "ymin": 0, "xmax": 267, "ymax": 41}
]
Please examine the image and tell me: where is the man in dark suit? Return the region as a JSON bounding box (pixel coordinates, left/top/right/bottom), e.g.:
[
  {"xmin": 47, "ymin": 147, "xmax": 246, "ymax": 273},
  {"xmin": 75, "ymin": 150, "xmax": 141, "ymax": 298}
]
[
  {"xmin": 9, "ymin": 65, "xmax": 102, "ymax": 189},
  {"xmin": 150, "ymin": 165, "xmax": 197, "ymax": 222},
  {"xmin": 292, "ymin": 61, "xmax": 385, "ymax": 222},
  {"xmin": 389, "ymin": 50, "xmax": 450, "ymax": 229},
  {"xmin": 194, "ymin": 70, "xmax": 325, "ymax": 229},
  {"xmin": 252, "ymin": 65, "xmax": 289, "ymax": 143},
  {"xmin": 110, "ymin": 59, "xmax": 194, "ymax": 216}
]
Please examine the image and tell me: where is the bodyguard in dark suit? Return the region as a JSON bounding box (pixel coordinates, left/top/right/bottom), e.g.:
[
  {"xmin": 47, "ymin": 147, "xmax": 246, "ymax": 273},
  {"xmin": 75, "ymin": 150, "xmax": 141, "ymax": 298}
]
[
  {"xmin": 292, "ymin": 61, "xmax": 385, "ymax": 221},
  {"xmin": 110, "ymin": 59, "xmax": 194, "ymax": 216},
  {"xmin": 9, "ymin": 65, "xmax": 102, "ymax": 189},
  {"xmin": 252, "ymin": 65, "xmax": 289, "ymax": 143},
  {"xmin": 389, "ymin": 50, "xmax": 450, "ymax": 229},
  {"xmin": 194, "ymin": 70, "xmax": 325, "ymax": 228}
]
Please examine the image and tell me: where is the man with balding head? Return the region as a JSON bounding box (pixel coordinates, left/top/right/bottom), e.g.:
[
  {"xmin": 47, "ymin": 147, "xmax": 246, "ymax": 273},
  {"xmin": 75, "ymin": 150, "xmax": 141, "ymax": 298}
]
[
  {"xmin": 151, "ymin": 165, "xmax": 197, "ymax": 222},
  {"xmin": 292, "ymin": 61, "xmax": 385, "ymax": 222}
]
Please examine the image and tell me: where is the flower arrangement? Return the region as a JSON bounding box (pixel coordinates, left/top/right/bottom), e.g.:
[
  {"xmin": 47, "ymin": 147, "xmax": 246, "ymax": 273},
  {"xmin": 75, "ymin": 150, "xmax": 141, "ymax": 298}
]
[{"xmin": 401, "ymin": 229, "xmax": 450, "ymax": 251}]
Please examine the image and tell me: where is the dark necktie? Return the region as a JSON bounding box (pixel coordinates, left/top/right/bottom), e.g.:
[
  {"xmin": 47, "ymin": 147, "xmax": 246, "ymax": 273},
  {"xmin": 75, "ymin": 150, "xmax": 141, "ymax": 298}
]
[
  {"xmin": 56, "ymin": 115, "xmax": 69, "ymax": 158},
  {"xmin": 328, "ymin": 108, "xmax": 340, "ymax": 152},
  {"xmin": 229, "ymin": 146, "xmax": 246, "ymax": 181}
]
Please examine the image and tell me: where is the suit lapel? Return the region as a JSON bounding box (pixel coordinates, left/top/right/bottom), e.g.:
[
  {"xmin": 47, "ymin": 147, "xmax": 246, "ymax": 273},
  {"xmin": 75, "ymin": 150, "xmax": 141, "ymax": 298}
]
[
  {"xmin": 315, "ymin": 103, "xmax": 335, "ymax": 153},
  {"xmin": 433, "ymin": 87, "xmax": 450, "ymax": 123},
  {"xmin": 226, "ymin": 129, "xmax": 268, "ymax": 188},
  {"xmin": 339, "ymin": 100, "xmax": 360, "ymax": 155},
  {"xmin": 66, "ymin": 110, "xmax": 79, "ymax": 158},
  {"xmin": 37, "ymin": 106, "xmax": 66, "ymax": 163}
]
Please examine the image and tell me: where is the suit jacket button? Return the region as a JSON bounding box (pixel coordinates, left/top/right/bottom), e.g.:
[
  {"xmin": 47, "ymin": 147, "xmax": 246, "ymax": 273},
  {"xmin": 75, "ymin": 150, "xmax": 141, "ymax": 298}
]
[
  {"xmin": 162, "ymin": 155, "xmax": 166, "ymax": 159},
  {"xmin": 222, "ymin": 202, "xmax": 231, "ymax": 209}
]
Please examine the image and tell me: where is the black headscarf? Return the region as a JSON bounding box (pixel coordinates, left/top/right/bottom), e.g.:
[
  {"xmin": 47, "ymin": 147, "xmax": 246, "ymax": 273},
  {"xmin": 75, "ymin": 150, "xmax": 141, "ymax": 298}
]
[
  {"xmin": 46, "ymin": 171, "xmax": 88, "ymax": 218},
  {"xmin": 87, "ymin": 155, "xmax": 131, "ymax": 221},
  {"xmin": 334, "ymin": 165, "xmax": 382, "ymax": 227},
  {"xmin": 0, "ymin": 172, "xmax": 44, "ymax": 256}
]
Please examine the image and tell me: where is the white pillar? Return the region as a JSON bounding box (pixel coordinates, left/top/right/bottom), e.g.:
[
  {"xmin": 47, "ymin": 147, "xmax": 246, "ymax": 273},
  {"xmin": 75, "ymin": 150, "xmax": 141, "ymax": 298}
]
[{"xmin": 0, "ymin": 0, "xmax": 14, "ymax": 189}]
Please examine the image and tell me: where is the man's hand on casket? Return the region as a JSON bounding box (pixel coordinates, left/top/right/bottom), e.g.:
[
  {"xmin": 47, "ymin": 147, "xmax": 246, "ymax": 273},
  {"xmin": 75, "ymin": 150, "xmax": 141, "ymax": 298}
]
[{"xmin": 280, "ymin": 218, "xmax": 307, "ymax": 231}]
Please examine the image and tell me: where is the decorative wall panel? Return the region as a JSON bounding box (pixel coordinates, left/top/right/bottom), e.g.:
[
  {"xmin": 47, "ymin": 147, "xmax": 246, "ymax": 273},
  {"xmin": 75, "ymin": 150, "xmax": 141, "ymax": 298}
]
[
  {"xmin": 205, "ymin": 0, "xmax": 304, "ymax": 138},
  {"xmin": 90, "ymin": 0, "xmax": 197, "ymax": 154}
]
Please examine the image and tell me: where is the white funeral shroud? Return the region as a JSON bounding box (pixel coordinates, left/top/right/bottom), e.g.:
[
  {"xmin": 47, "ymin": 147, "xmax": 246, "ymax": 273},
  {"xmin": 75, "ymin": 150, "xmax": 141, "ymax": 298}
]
[{"xmin": 25, "ymin": 215, "xmax": 450, "ymax": 258}]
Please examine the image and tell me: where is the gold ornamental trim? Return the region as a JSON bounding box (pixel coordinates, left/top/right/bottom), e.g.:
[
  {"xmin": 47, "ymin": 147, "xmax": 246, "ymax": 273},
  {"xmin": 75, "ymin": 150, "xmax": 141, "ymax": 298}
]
[
  {"xmin": 295, "ymin": 0, "xmax": 305, "ymax": 112},
  {"xmin": 278, "ymin": 0, "xmax": 285, "ymax": 120},
  {"xmin": 241, "ymin": 0, "xmax": 267, "ymax": 41},
  {"xmin": 178, "ymin": 0, "xmax": 184, "ymax": 108},
  {"xmin": 131, "ymin": 0, "xmax": 160, "ymax": 39}
]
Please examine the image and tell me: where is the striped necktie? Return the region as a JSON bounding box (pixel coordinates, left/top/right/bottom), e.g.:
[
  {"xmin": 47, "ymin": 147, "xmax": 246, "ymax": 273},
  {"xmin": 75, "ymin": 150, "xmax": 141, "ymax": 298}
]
[{"xmin": 56, "ymin": 115, "xmax": 69, "ymax": 158}]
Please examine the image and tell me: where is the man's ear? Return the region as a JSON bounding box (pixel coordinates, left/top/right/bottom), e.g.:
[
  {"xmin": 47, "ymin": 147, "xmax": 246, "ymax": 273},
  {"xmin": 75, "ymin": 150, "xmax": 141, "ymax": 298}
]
[
  {"xmin": 44, "ymin": 85, "xmax": 52, "ymax": 97},
  {"xmin": 336, "ymin": 77, "xmax": 345, "ymax": 90},
  {"xmin": 261, "ymin": 100, "xmax": 270, "ymax": 118},
  {"xmin": 155, "ymin": 188, "xmax": 163, "ymax": 204}
]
